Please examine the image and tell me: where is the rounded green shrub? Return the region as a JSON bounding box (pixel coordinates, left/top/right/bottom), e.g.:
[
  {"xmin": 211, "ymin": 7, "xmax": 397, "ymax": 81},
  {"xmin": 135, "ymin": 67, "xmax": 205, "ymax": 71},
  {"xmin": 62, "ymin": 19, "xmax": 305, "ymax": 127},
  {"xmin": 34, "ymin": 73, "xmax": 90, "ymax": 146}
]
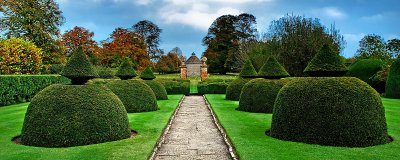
[
  {"xmin": 239, "ymin": 59, "xmax": 257, "ymax": 78},
  {"xmin": 225, "ymin": 78, "xmax": 251, "ymax": 100},
  {"xmin": 61, "ymin": 47, "xmax": 98, "ymax": 84},
  {"xmin": 237, "ymin": 78, "xmax": 289, "ymax": 113},
  {"xmin": 269, "ymin": 77, "xmax": 390, "ymax": 147},
  {"xmin": 106, "ymin": 80, "xmax": 158, "ymax": 112},
  {"xmin": 385, "ymin": 58, "xmax": 400, "ymax": 98},
  {"xmin": 304, "ymin": 44, "xmax": 348, "ymax": 77},
  {"xmin": 142, "ymin": 80, "xmax": 168, "ymax": 100},
  {"xmin": 347, "ymin": 59, "xmax": 385, "ymax": 93},
  {"xmin": 21, "ymin": 84, "xmax": 130, "ymax": 147},
  {"xmin": 115, "ymin": 58, "xmax": 137, "ymax": 80},
  {"xmin": 258, "ymin": 56, "xmax": 289, "ymax": 79},
  {"xmin": 140, "ymin": 66, "xmax": 156, "ymax": 80}
]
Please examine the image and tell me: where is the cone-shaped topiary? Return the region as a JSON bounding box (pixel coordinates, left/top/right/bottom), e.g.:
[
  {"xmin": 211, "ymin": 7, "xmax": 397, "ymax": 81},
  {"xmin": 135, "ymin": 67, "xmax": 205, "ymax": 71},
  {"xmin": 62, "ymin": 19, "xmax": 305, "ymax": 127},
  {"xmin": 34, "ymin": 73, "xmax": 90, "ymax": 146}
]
[
  {"xmin": 106, "ymin": 80, "xmax": 158, "ymax": 112},
  {"xmin": 385, "ymin": 58, "xmax": 400, "ymax": 98},
  {"xmin": 239, "ymin": 59, "xmax": 258, "ymax": 78},
  {"xmin": 142, "ymin": 80, "xmax": 168, "ymax": 100},
  {"xmin": 225, "ymin": 78, "xmax": 252, "ymax": 100},
  {"xmin": 269, "ymin": 77, "xmax": 390, "ymax": 147},
  {"xmin": 20, "ymin": 84, "xmax": 131, "ymax": 147},
  {"xmin": 140, "ymin": 66, "xmax": 156, "ymax": 80},
  {"xmin": 238, "ymin": 78, "xmax": 289, "ymax": 113},
  {"xmin": 258, "ymin": 56, "xmax": 290, "ymax": 79},
  {"xmin": 61, "ymin": 47, "xmax": 98, "ymax": 85},
  {"xmin": 115, "ymin": 58, "xmax": 137, "ymax": 80},
  {"xmin": 347, "ymin": 59, "xmax": 385, "ymax": 93},
  {"xmin": 304, "ymin": 44, "xmax": 348, "ymax": 77}
]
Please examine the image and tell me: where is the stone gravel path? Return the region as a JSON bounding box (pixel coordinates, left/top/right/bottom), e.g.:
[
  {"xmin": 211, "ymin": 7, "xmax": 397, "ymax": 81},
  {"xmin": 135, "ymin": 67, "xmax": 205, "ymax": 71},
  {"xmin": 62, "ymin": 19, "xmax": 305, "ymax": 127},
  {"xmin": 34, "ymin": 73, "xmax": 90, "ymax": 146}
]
[{"xmin": 153, "ymin": 96, "xmax": 232, "ymax": 160}]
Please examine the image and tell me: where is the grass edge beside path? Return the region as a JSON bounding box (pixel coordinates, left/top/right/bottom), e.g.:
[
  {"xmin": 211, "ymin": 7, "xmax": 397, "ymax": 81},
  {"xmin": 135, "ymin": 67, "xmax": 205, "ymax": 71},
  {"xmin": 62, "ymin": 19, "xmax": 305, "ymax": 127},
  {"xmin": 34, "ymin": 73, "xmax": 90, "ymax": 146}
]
[
  {"xmin": 0, "ymin": 95, "xmax": 183, "ymax": 160},
  {"xmin": 205, "ymin": 94, "xmax": 400, "ymax": 160}
]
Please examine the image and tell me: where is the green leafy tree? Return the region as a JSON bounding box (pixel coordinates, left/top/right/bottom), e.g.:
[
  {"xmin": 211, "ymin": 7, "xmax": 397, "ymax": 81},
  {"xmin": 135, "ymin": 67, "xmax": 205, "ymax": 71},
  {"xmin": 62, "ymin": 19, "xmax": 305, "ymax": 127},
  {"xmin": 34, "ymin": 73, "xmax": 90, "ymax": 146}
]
[
  {"xmin": 265, "ymin": 14, "xmax": 345, "ymax": 77},
  {"xmin": 0, "ymin": 38, "xmax": 43, "ymax": 74},
  {"xmin": 387, "ymin": 38, "xmax": 400, "ymax": 58},
  {"xmin": 355, "ymin": 34, "xmax": 391, "ymax": 60},
  {"xmin": 0, "ymin": 0, "xmax": 65, "ymax": 66},
  {"xmin": 203, "ymin": 13, "xmax": 257, "ymax": 74},
  {"xmin": 132, "ymin": 20, "xmax": 162, "ymax": 62}
]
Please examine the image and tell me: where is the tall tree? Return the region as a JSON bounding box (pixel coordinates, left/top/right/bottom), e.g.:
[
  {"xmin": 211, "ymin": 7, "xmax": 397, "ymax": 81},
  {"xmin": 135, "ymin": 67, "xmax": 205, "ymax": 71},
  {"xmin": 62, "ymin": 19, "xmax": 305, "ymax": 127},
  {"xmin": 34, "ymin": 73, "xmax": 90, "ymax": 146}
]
[
  {"xmin": 203, "ymin": 13, "xmax": 257, "ymax": 74},
  {"xmin": 169, "ymin": 47, "xmax": 183, "ymax": 60},
  {"xmin": 132, "ymin": 20, "xmax": 162, "ymax": 62},
  {"xmin": 0, "ymin": 0, "xmax": 65, "ymax": 65},
  {"xmin": 355, "ymin": 34, "xmax": 390, "ymax": 60},
  {"xmin": 265, "ymin": 14, "xmax": 345, "ymax": 76},
  {"xmin": 61, "ymin": 26, "xmax": 100, "ymax": 64},
  {"xmin": 101, "ymin": 27, "xmax": 151, "ymax": 70},
  {"xmin": 387, "ymin": 38, "xmax": 400, "ymax": 58},
  {"xmin": 155, "ymin": 52, "xmax": 182, "ymax": 74}
]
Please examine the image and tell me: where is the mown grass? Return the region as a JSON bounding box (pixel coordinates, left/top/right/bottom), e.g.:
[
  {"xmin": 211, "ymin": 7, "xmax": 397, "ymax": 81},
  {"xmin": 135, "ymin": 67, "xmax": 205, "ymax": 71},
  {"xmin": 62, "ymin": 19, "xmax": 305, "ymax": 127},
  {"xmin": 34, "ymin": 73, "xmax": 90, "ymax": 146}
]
[
  {"xmin": 205, "ymin": 94, "xmax": 400, "ymax": 160},
  {"xmin": 155, "ymin": 73, "xmax": 238, "ymax": 80},
  {"xmin": 0, "ymin": 95, "xmax": 182, "ymax": 160}
]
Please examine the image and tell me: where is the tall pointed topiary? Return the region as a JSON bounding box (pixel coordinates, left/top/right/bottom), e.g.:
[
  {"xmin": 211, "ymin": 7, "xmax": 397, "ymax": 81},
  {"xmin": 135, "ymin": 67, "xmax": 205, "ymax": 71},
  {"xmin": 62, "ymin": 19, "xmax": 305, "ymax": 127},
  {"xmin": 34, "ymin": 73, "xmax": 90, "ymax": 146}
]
[
  {"xmin": 61, "ymin": 47, "xmax": 98, "ymax": 84},
  {"xmin": 304, "ymin": 44, "xmax": 348, "ymax": 77},
  {"xmin": 258, "ymin": 56, "xmax": 290, "ymax": 79},
  {"xmin": 239, "ymin": 59, "xmax": 257, "ymax": 78},
  {"xmin": 385, "ymin": 58, "xmax": 400, "ymax": 98},
  {"xmin": 115, "ymin": 58, "xmax": 137, "ymax": 80},
  {"xmin": 140, "ymin": 66, "xmax": 156, "ymax": 80}
]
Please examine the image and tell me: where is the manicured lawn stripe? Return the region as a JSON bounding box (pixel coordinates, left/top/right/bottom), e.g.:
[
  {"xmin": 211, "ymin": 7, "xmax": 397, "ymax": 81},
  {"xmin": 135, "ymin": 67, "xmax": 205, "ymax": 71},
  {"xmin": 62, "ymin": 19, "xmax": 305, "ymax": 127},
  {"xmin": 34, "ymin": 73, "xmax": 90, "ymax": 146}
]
[
  {"xmin": 0, "ymin": 95, "xmax": 182, "ymax": 160},
  {"xmin": 205, "ymin": 94, "xmax": 400, "ymax": 160}
]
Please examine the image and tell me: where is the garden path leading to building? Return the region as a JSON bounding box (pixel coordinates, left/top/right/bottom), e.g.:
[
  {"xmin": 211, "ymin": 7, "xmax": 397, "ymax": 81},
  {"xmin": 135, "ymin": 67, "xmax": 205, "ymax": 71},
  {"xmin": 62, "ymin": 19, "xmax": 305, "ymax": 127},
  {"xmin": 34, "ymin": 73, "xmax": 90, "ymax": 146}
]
[{"xmin": 153, "ymin": 96, "xmax": 233, "ymax": 160}]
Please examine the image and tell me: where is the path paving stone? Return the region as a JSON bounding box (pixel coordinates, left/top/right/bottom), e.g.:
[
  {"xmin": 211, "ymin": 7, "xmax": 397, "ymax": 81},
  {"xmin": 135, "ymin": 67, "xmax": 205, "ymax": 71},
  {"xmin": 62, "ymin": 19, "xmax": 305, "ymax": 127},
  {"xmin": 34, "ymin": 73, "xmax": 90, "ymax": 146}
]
[{"xmin": 154, "ymin": 96, "xmax": 231, "ymax": 160}]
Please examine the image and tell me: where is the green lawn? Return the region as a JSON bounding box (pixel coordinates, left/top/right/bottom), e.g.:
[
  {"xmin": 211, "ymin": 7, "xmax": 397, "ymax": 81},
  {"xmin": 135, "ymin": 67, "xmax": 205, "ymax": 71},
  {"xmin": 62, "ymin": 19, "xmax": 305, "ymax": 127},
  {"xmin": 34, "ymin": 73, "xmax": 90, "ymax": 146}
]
[
  {"xmin": 190, "ymin": 80, "xmax": 199, "ymax": 93},
  {"xmin": 205, "ymin": 94, "xmax": 400, "ymax": 160},
  {"xmin": 0, "ymin": 95, "xmax": 183, "ymax": 160}
]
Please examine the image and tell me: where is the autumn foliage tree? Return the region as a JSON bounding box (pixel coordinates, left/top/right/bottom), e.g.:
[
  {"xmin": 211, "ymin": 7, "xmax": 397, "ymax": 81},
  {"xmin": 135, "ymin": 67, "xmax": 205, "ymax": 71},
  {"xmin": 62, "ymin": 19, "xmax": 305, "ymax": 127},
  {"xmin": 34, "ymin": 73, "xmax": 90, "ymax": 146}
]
[
  {"xmin": 0, "ymin": 38, "xmax": 43, "ymax": 74},
  {"xmin": 101, "ymin": 28, "xmax": 151, "ymax": 70},
  {"xmin": 155, "ymin": 52, "xmax": 182, "ymax": 74},
  {"xmin": 62, "ymin": 26, "xmax": 100, "ymax": 64}
]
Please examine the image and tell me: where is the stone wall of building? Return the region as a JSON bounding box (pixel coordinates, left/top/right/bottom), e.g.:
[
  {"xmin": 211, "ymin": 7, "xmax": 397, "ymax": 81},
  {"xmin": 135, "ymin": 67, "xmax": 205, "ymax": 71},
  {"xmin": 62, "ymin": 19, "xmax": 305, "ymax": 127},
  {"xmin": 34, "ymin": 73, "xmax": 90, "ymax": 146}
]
[{"xmin": 186, "ymin": 64, "xmax": 202, "ymax": 77}]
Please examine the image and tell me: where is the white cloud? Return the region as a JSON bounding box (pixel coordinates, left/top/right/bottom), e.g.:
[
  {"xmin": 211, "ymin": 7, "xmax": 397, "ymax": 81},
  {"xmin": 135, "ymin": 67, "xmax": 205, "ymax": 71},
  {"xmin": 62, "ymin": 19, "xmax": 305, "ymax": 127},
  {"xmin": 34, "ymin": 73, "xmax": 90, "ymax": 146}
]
[
  {"xmin": 361, "ymin": 14, "xmax": 384, "ymax": 21},
  {"xmin": 158, "ymin": 0, "xmax": 272, "ymax": 31},
  {"xmin": 312, "ymin": 7, "xmax": 347, "ymax": 19}
]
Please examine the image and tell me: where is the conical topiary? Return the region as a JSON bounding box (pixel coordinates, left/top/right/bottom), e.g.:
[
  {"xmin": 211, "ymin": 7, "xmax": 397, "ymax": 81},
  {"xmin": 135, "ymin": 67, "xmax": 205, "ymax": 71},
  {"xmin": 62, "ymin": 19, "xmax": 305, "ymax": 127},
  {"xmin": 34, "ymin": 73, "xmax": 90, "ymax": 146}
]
[
  {"xmin": 304, "ymin": 44, "xmax": 348, "ymax": 77},
  {"xmin": 140, "ymin": 66, "xmax": 156, "ymax": 80},
  {"xmin": 61, "ymin": 47, "xmax": 98, "ymax": 84},
  {"xmin": 239, "ymin": 59, "xmax": 258, "ymax": 78},
  {"xmin": 115, "ymin": 58, "xmax": 137, "ymax": 80},
  {"xmin": 258, "ymin": 56, "xmax": 290, "ymax": 79},
  {"xmin": 385, "ymin": 58, "xmax": 400, "ymax": 98}
]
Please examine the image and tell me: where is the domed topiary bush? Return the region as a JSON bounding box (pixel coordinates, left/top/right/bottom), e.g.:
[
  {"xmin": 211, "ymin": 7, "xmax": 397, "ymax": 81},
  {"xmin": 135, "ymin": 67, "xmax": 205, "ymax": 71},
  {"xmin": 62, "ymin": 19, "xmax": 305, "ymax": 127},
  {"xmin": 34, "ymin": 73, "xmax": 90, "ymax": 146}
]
[
  {"xmin": 21, "ymin": 84, "xmax": 130, "ymax": 147},
  {"xmin": 347, "ymin": 59, "xmax": 385, "ymax": 93},
  {"xmin": 258, "ymin": 56, "xmax": 290, "ymax": 79},
  {"xmin": 304, "ymin": 44, "xmax": 348, "ymax": 77},
  {"xmin": 115, "ymin": 58, "xmax": 137, "ymax": 80},
  {"xmin": 142, "ymin": 80, "xmax": 168, "ymax": 100},
  {"xmin": 61, "ymin": 47, "xmax": 98, "ymax": 85},
  {"xmin": 269, "ymin": 77, "xmax": 390, "ymax": 147},
  {"xmin": 21, "ymin": 47, "xmax": 131, "ymax": 147},
  {"xmin": 140, "ymin": 66, "xmax": 156, "ymax": 80},
  {"xmin": 226, "ymin": 59, "xmax": 257, "ymax": 100},
  {"xmin": 106, "ymin": 80, "xmax": 158, "ymax": 112},
  {"xmin": 237, "ymin": 78, "xmax": 289, "ymax": 113},
  {"xmin": 385, "ymin": 58, "xmax": 400, "ymax": 98}
]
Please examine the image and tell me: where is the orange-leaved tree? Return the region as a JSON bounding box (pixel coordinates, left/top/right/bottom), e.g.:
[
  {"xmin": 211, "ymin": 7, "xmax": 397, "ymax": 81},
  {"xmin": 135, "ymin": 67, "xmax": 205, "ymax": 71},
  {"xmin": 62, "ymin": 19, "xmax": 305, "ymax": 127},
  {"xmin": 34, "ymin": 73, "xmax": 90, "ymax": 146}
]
[{"xmin": 62, "ymin": 26, "xmax": 100, "ymax": 64}]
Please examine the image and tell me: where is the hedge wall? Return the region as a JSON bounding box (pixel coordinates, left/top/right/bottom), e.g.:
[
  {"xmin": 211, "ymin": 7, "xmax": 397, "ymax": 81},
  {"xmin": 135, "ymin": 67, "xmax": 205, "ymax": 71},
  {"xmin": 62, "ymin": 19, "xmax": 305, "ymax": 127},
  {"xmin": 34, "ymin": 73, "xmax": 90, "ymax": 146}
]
[
  {"xmin": 198, "ymin": 79, "xmax": 233, "ymax": 94},
  {"xmin": 385, "ymin": 58, "xmax": 400, "ymax": 98},
  {"xmin": 142, "ymin": 80, "xmax": 168, "ymax": 100},
  {"xmin": 0, "ymin": 75, "xmax": 70, "ymax": 106},
  {"xmin": 155, "ymin": 79, "xmax": 190, "ymax": 95},
  {"xmin": 225, "ymin": 78, "xmax": 252, "ymax": 100},
  {"xmin": 347, "ymin": 59, "xmax": 385, "ymax": 93}
]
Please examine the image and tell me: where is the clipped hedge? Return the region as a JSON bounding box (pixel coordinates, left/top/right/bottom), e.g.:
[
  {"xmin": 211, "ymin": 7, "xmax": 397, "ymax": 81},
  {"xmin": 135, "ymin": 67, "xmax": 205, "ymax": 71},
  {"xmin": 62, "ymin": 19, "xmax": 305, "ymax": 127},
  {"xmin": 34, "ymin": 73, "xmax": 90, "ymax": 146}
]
[
  {"xmin": 142, "ymin": 80, "xmax": 168, "ymax": 100},
  {"xmin": 239, "ymin": 59, "xmax": 257, "ymax": 78},
  {"xmin": 140, "ymin": 66, "xmax": 156, "ymax": 80},
  {"xmin": 198, "ymin": 79, "xmax": 233, "ymax": 94},
  {"xmin": 61, "ymin": 47, "xmax": 98, "ymax": 84},
  {"xmin": 385, "ymin": 58, "xmax": 400, "ymax": 98},
  {"xmin": 106, "ymin": 80, "xmax": 158, "ymax": 112},
  {"xmin": 347, "ymin": 59, "xmax": 385, "ymax": 93},
  {"xmin": 269, "ymin": 77, "xmax": 390, "ymax": 147},
  {"xmin": 0, "ymin": 75, "xmax": 70, "ymax": 106},
  {"xmin": 238, "ymin": 78, "xmax": 289, "ymax": 113},
  {"xmin": 304, "ymin": 44, "xmax": 348, "ymax": 77},
  {"xmin": 115, "ymin": 58, "xmax": 137, "ymax": 80},
  {"xmin": 156, "ymin": 79, "xmax": 190, "ymax": 95},
  {"xmin": 258, "ymin": 56, "xmax": 289, "ymax": 79},
  {"xmin": 21, "ymin": 84, "xmax": 131, "ymax": 147},
  {"xmin": 225, "ymin": 78, "xmax": 252, "ymax": 100}
]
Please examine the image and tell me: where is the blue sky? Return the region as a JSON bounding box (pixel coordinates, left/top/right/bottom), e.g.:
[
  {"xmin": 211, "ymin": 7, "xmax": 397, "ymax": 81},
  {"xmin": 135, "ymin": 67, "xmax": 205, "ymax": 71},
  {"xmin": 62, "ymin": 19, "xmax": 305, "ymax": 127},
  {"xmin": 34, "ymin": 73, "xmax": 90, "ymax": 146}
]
[{"xmin": 56, "ymin": 0, "xmax": 399, "ymax": 58}]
